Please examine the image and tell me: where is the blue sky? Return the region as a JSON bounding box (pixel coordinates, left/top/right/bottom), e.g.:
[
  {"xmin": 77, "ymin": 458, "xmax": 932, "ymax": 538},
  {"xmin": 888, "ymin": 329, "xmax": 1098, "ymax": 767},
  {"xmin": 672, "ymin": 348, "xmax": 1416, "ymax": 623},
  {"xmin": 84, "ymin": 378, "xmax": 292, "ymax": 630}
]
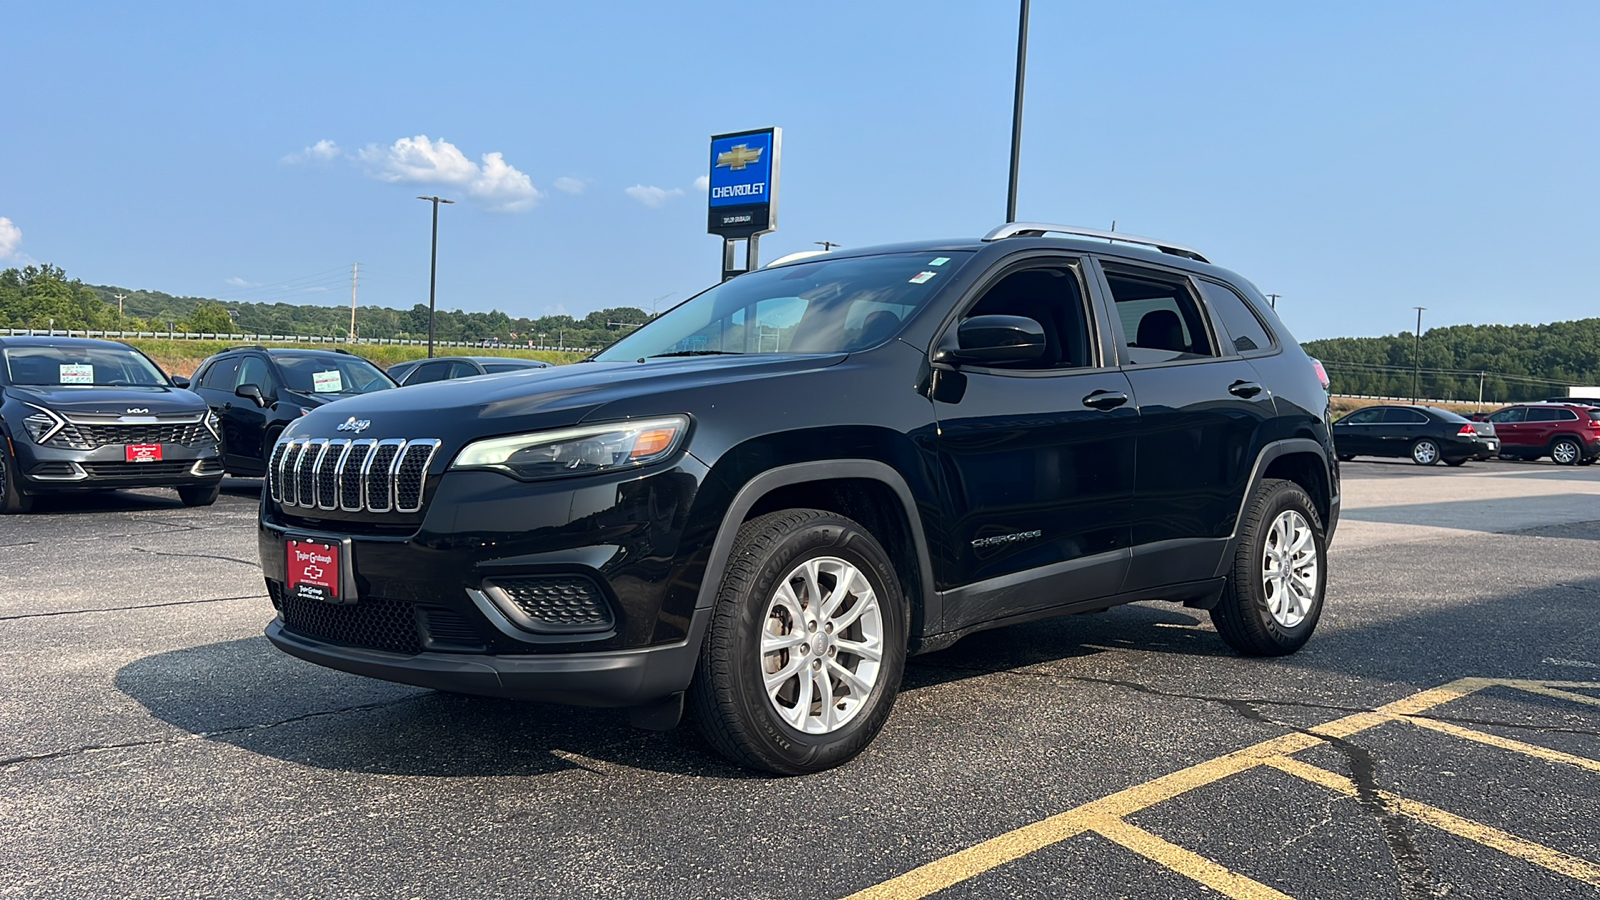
[{"xmin": 2, "ymin": 1, "xmax": 1596, "ymax": 340}]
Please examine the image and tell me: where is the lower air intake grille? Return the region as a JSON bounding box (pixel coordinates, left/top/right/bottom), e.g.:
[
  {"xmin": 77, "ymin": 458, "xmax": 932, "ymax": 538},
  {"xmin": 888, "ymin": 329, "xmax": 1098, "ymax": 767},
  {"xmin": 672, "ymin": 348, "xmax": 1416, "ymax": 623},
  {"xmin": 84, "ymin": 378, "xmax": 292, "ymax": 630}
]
[
  {"xmin": 486, "ymin": 575, "xmax": 614, "ymax": 633},
  {"xmin": 273, "ymin": 582, "xmax": 422, "ymax": 655}
]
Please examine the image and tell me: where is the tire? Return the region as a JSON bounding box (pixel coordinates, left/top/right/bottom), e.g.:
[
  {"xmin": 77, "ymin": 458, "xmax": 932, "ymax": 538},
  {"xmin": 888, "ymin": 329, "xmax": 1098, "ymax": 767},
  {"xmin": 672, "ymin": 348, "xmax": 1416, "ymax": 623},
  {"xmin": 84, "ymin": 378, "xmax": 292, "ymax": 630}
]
[
  {"xmin": 1551, "ymin": 438, "xmax": 1582, "ymax": 466},
  {"xmin": 1336, "ymin": 454, "xmax": 1355, "ymax": 462},
  {"xmin": 1580, "ymin": 456, "xmax": 1597, "ymax": 467},
  {"xmin": 1445, "ymin": 458, "xmax": 1468, "ymax": 467},
  {"xmin": 689, "ymin": 509, "xmax": 908, "ymax": 775},
  {"xmin": 177, "ymin": 481, "xmax": 221, "ymax": 507},
  {"xmin": 1410, "ymin": 439, "xmax": 1440, "ymax": 465},
  {"xmin": 1210, "ymin": 478, "xmax": 1326, "ymax": 657},
  {"xmin": 0, "ymin": 439, "xmax": 34, "ymax": 514}
]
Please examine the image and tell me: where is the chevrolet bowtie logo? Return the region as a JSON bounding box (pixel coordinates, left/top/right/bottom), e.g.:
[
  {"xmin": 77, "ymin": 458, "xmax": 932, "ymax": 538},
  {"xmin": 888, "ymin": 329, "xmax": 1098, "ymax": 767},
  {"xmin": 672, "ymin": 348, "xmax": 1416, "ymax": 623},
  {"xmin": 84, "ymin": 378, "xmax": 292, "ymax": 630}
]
[{"xmin": 715, "ymin": 144, "xmax": 763, "ymax": 171}]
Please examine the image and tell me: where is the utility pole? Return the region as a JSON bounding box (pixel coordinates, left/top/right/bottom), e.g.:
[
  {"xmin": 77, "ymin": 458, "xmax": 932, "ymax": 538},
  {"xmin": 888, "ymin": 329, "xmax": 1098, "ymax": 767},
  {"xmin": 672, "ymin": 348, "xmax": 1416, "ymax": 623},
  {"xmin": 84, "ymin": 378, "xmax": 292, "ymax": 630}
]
[
  {"xmin": 417, "ymin": 196, "xmax": 455, "ymax": 357},
  {"xmin": 814, "ymin": 241, "xmax": 840, "ymax": 252},
  {"xmin": 349, "ymin": 263, "xmax": 359, "ymax": 342},
  {"xmin": 1005, "ymin": 0, "xmax": 1030, "ymax": 223},
  {"xmin": 1412, "ymin": 306, "xmax": 1426, "ymax": 404},
  {"xmin": 113, "ymin": 292, "xmax": 127, "ymax": 318},
  {"xmin": 1266, "ymin": 293, "xmax": 1281, "ymax": 310}
]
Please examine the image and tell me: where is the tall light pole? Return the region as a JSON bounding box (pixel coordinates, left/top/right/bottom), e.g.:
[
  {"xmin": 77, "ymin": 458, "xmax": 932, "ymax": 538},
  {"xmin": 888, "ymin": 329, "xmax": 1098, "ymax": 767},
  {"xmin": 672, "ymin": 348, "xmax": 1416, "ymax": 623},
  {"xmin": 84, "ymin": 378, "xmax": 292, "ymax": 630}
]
[
  {"xmin": 417, "ymin": 196, "xmax": 454, "ymax": 357},
  {"xmin": 814, "ymin": 241, "xmax": 840, "ymax": 252},
  {"xmin": 1005, "ymin": 0, "xmax": 1031, "ymax": 223},
  {"xmin": 1412, "ymin": 306, "xmax": 1426, "ymax": 404}
]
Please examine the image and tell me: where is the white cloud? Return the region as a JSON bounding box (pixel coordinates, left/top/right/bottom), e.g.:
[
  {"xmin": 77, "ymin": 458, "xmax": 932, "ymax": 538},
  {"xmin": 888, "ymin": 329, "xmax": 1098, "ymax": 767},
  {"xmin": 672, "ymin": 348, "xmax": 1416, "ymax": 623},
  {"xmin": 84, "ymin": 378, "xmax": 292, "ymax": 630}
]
[
  {"xmin": 553, "ymin": 176, "xmax": 587, "ymax": 195},
  {"xmin": 282, "ymin": 139, "xmax": 341, "ymax": 164},
  {"xmin": 540, "ymin": 303, "xmax": 569, "ymax": 316},
  {"xmin": 358, "ymin": 135, "xmax": 542, "ymax": 212},
  {"xmin": 0, "ymin": 217, "xmax": 19, "ymax": 257},
  {"xmin": 225, "ymin": 276, "xmax": 260, "ymax": 288},
  {"xmin": 625, "ymin": 185, "xmax": 684, "ymax": 208},
  {"xmin": 693, "ymin": 175, "xmax": 710, "ymax": 192}
]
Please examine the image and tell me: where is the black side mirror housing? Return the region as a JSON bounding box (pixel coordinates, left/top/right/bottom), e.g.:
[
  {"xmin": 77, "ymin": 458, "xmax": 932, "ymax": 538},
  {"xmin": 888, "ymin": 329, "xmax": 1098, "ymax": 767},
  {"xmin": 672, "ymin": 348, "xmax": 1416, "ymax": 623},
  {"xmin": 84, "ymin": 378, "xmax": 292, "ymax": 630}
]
[
  {"xmin": 235, "ymin": 383, "xmax": 268, "ymax": 408},
  {"xmin": 170, "ymin": 375, "xmax": 191, "ymax": 389},
  {"xmin": 935, "ymin": 315, "xmax": 1047, "ymax": 365}
]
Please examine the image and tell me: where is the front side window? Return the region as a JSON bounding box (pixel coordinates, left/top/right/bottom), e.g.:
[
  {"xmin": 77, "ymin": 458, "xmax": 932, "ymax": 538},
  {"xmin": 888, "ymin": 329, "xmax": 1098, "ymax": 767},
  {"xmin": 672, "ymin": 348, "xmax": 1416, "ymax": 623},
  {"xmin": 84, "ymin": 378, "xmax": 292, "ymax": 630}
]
[
  {"xmin": 1338, "ymin": 408, "xmax": 1382, "ymax": 425},
  {"xmin": 236, "ymin": 356, "xmax": 275, "ymax": 392},
  {"xmin": 592, "ymin": 252, "xmax": 973, "ymax": 362},
  {"xmin": 403, "ymin": 361, "xmax": 452, "ymax": 385},
  {"xmin": 1488, "ymin": 407, "xmax": 1526, "ymax": 424},
  {"xmin": 2, "ymin": 345, "xmax": 170, "ymax": 387},
  {"xmin": 957, "ymin": 265, "xmax": 1094, "ymax": 369},
  {"xmin": 1102, "ymin": 265, "xmax": 1217, "ymax": 365},
  {"xmin": 197, "ymin": 357, "xmax": 240, "ymax": 390},
  {"xmin": 274, "ymin": 354, "xmax": 393, "ymax": 395}
]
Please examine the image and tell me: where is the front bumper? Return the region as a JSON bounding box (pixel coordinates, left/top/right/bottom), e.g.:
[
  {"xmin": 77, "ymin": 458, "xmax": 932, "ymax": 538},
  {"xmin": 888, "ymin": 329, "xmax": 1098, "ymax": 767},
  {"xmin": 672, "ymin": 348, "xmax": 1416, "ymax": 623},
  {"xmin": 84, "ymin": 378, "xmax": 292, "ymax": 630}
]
[
  {"xmin": 16, "ymin": 440, "xmax": 223, "ymax": 491},
  {"xmin": 265, "ymin": 606, "xmax": 709, "ymax": 706}
]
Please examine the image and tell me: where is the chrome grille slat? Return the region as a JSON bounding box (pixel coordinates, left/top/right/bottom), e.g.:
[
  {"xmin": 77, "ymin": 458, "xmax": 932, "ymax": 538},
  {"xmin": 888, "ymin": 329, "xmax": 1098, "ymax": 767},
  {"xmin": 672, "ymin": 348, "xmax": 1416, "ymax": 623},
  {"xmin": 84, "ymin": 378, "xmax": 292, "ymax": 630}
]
[{"xmin": 272, "ymin": 436, "xmax": 439, "ymax": 516}]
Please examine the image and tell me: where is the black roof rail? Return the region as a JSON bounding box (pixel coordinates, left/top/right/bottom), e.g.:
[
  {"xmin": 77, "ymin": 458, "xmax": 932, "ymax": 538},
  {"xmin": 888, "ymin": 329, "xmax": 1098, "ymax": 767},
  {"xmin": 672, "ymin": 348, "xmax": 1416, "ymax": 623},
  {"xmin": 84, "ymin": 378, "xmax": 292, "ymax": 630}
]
[
  {"xmin": 982, "ymin": 222, "xmax": 1209, "ymax": 263},
  {"xmin": 222, "ymin": 344, "xmax": 269, "ymax": 352}
]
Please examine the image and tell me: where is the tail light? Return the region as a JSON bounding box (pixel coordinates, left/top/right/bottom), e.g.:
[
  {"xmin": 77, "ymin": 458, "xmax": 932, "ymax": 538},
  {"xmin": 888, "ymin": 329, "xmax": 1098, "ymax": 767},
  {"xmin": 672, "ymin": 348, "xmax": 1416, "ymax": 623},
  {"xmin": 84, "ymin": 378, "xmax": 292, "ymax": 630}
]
[
  {"xmin": 1457, "ymin": 424, "xmax": 1476, "ymax": 435},
  {"xmin": 1310, "ymin": 358, "xmax": 1330, "ymax": 391}
]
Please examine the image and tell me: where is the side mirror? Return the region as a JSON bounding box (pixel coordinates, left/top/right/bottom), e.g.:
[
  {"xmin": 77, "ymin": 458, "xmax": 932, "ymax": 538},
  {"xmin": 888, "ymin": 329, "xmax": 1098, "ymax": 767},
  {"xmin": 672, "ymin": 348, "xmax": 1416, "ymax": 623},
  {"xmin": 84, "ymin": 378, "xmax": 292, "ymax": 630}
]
[
  {"xmin": 235, "ymin": 383, "xmax": 268, "ymax": 408},
  {"xmin": 935, "ymin": 315, "xmax": 1047, "ymax": 365},
  {"xmin": 170, "ymin": 375, "xmax": 192, "ymax": 389}
]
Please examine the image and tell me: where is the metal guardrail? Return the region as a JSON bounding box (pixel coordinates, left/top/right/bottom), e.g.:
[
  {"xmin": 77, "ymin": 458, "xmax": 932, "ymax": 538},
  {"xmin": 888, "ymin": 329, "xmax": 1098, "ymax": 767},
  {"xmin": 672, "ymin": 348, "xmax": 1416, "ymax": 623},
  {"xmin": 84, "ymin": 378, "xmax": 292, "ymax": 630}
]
[{"xmin": 2, "ymin": 329, "xmax": 597, "ymax": 353}]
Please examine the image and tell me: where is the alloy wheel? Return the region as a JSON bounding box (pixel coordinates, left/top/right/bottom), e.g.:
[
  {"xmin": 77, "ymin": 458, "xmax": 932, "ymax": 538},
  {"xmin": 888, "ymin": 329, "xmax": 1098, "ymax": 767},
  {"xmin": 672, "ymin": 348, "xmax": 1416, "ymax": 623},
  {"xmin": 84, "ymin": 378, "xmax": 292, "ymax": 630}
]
[
  {"xmin": 1552, "ymin": 440, "xmax": 1580, "ymax": 465},
  {"xmin": 1261, "ymin": 510, "xmax": 1318, "ymax": 628},
  {"xmin": 760, "ymin": 556, "xmax": 884, "ymax": 735},
  {"xmin": 1412, "ymin": 440, "xmax": 1439, "ymax": 465}
]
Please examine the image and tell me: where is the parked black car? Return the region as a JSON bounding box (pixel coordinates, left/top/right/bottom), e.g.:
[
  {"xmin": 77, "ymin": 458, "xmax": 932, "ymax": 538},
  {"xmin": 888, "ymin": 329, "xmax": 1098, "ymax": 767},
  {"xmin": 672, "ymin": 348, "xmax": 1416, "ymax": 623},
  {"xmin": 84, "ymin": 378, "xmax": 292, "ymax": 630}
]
[
  {"xmin": 1332, "ymin": 404, "xmax": 1498, "ymax": 466},
  {"xmin": 257, "ymin": 223, "xmax": 1338, "ymax": 774},
  {"xmin": 0, "ymin": 336, "xmax": 223, "ymax": 513},
  {"xmin": 189, "ymin": 347, "xmax": 396, "ymax": 476},
  {"xmin": 388, "ymin": 355, "xmax": 551, "ymax": 386}
]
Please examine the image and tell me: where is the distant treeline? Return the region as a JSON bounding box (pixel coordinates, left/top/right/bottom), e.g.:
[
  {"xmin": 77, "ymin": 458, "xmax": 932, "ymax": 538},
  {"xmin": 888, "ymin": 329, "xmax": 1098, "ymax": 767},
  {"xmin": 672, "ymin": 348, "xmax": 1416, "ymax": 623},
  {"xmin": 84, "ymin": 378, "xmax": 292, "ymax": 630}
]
[
  {"xmin": 1303, "ymin": 319, "xmax": 1600, "ymax": 403},
  {"xmin": 0, "ymin": 264, "xmax": 651, "ymax": 350}
]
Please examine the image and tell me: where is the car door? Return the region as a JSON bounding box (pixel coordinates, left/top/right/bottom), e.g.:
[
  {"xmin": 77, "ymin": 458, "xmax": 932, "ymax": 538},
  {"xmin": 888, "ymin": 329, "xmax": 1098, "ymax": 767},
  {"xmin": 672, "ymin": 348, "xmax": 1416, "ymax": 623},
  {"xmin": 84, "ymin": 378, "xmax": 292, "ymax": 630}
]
[
  {"xmin": 1332, "ymin": 407, "xmax": 1383, "ymax": 455},
  {"xmin": 1377, "ymin": 407, "xmax": 1429, "ymax": 456},
  {"xmin": 1090, "ymin": 258, "xmax": 1278, "ymax": 593},
  {"xmin": 223, "ymin": 354, "xmax": 277, "ymax": 472},
  {"xmin": 1524, "ymin": 407, "xmax": 1570, "ymax": 452},
  {"xmin": 930, "ymin": 256, "xmax": 1137, "ymax": 629},
  {"xmin": 1487, "ymin": 406, "xmax": 1528, "ymax": 451},
  {"xmin": 192, "ymin": 355, "xmax": 241, "ymax": 454}
]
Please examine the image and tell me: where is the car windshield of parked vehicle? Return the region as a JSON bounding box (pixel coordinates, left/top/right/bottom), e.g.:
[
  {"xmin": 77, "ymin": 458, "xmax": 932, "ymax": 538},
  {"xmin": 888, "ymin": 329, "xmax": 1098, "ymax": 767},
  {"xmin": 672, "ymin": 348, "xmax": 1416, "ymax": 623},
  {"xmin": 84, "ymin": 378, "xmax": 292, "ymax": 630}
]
[
  {"xmin": 2, "ymin": 345, "xmax": 170, "ymax": 387},
  {"xmin": 274, "ymin": 354, "xmax": 394, "ymax": 395},
  {"xmin": 591, "ymin": 252, "xmax": 974, "ymax": 362}
]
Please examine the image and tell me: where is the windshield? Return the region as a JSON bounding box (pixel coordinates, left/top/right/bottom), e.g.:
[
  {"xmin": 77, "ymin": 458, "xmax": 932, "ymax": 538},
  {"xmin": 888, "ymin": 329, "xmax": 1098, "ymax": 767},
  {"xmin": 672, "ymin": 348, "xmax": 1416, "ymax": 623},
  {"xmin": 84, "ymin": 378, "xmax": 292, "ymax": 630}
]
[
  {"xmin": 274, "ymin": 354, "xmax": 394, "ymax": 395},
  {"xmin": 593, "ymin": 251, "xmax": 973, "ymax": 362},
  {"xmin": 2, "ymin": 345, "xmax": 170, "ymax": 387}
]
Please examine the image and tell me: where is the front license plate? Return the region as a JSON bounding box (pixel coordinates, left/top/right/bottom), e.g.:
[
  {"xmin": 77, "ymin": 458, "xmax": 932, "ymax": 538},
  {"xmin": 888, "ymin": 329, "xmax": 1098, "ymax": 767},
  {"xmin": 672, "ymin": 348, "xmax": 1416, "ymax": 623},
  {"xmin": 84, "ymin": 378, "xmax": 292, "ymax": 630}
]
[
  {"xmin": 126, "ymin": 443, "xmax": 162, "ymax": 462},
  {"xmin": 287, "ymin": 539, "xmax": 343, "ymax": 604}
]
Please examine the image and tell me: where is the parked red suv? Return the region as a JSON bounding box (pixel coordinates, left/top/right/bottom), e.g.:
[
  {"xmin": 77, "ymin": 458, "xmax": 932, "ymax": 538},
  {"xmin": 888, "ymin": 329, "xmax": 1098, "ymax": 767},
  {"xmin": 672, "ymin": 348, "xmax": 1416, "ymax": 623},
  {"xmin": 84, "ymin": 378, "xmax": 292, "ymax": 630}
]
[{"xmin": 1484, "ymin": 403, "xmax": 1600, "ymax": 465}]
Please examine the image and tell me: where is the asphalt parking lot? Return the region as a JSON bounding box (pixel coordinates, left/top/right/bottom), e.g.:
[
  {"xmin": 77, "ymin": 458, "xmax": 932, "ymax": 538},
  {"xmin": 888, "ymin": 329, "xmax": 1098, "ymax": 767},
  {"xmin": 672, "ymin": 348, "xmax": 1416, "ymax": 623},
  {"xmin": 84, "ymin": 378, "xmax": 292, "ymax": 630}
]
[{"xmin": 2, "ymin": 458, "xmax": 1598, "ymax": 899}]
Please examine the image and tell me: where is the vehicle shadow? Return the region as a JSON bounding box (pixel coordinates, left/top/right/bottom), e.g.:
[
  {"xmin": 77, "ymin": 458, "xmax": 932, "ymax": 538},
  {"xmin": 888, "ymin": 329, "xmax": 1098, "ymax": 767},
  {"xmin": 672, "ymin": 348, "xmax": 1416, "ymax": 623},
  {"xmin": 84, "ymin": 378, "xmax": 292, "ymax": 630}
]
[
  {"xmin": 114, "ymin": 603, "xmax": 1219, "ymax": 779},
  {"xmin": 22, "ymin": 477, "xmax": 261, "ymax": 515}
]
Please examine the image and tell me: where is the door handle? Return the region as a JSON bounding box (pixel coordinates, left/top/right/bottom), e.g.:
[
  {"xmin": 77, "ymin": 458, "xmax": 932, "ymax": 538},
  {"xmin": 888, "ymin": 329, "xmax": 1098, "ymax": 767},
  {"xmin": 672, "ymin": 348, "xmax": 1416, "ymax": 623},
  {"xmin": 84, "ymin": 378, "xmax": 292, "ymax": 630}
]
[
  {"xmin": 1229, "ymin": 380, "xmax": 1263, "ymax": 398},
  {"xmin": 1083, "ymin": 390, "xmax": 1129, "ymax": 410}
]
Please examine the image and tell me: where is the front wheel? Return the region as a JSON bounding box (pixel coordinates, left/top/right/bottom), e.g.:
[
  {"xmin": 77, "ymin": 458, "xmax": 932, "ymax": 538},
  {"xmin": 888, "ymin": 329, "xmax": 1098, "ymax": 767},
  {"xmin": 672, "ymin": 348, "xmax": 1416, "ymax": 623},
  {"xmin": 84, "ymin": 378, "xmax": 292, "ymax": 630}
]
[
  {"xmin": 0, "ymin": 440, "xmax": 34, "ymax": 514},
  {"xmin": 1211, "ymin": 479, "xmax": 1326, "ymax": 656},
  {"xmin": 1445, "ymin": 458, "xmax": 1468, "ymax": 467},
  {"xmin": 177, "ymin": 481, "xmax": 221, "ymax": 507},
  {"xmin": 1551, "ymin": 438, "xmax": 1582, "ymax": 466},
  {"xmin": 1411, "ymin": 439, "xmax": 1440, "ymax": 465},
  {"xmin": 689, "ymin": 509, "xmax": 907, "ymax": 775}
]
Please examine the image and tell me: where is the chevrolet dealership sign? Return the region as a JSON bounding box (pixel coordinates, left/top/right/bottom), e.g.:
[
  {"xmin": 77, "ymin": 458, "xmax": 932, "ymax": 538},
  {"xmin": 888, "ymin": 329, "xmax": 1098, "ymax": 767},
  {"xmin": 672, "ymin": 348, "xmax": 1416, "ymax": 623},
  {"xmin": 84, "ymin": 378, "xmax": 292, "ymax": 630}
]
[{"xmin": 707, "ymin": 127, "xmax": 780, "ymax": 238}]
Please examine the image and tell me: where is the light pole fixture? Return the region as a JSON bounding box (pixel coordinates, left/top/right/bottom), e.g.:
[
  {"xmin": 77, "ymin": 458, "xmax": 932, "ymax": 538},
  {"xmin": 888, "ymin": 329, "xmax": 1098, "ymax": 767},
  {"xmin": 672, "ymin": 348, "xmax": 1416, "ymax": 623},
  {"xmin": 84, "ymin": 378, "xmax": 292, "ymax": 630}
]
[
  {"xmin": 1412, "ymin": 306, "xmax": 1426, "ymax": 404},
  {"xmin": 1006, "ymin": 0, "xmax": 1031, "ymax": 223},
  {"xmin": 814, "ymin": 241, "xmax": 840, "ymax": 252},
  {"xmin": 417, "ymin": 195, "xmax": 455, "ymax": 358}
]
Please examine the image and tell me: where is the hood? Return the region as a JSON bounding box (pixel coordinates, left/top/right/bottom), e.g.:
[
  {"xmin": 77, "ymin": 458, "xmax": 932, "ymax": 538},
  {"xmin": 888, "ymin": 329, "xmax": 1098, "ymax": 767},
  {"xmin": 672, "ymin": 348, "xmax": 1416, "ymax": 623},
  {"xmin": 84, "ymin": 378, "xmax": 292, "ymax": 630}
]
[
  {"xmin": 290, "ymin": 354, "xmax": 846, "ymax": 441},
  {"xmin": 6, "ymin": 384, "xmax": 209, "ymax": 417}
]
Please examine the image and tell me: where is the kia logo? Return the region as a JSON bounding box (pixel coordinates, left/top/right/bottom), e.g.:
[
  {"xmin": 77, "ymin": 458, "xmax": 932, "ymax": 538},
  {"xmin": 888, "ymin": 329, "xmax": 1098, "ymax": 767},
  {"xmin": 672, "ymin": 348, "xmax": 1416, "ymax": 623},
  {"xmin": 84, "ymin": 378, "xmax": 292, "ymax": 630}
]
[
  {"xmin": 126, "ymin": 408, "xmax": 149, "ymax": 414},
  {"xmin": 336, "ymin": 417, "xmax": 371, "ymax": 434}
]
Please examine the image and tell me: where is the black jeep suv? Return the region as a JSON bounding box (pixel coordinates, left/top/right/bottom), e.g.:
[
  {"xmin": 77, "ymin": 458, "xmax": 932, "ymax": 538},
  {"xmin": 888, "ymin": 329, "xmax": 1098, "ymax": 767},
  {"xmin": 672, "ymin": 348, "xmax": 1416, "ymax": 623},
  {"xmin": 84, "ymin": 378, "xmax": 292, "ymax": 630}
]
[
  {"xmin": 258, "ymin": 223, "xmax": 1339, "ymax": 774},
  {"xmin": 0, "ymin": 336, "xmax": 224, "ymax": 513}
]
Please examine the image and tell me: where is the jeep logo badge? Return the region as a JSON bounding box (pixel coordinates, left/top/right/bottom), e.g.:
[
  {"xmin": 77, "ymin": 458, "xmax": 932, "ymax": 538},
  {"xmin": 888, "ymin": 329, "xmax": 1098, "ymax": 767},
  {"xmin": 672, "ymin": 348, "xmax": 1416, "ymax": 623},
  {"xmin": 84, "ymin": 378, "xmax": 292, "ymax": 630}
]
[{"xmin": 336, "ymin": 417, "xmax": 371, "ymax": 434}]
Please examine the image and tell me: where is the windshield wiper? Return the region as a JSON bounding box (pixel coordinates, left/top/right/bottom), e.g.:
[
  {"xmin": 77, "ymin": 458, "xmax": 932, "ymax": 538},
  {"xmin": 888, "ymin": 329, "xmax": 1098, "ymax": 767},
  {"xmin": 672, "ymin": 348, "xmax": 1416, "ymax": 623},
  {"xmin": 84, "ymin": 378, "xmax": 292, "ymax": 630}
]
[{"xmin": 645, "ymin": 350, "xmax": 745, "ymax": 359}]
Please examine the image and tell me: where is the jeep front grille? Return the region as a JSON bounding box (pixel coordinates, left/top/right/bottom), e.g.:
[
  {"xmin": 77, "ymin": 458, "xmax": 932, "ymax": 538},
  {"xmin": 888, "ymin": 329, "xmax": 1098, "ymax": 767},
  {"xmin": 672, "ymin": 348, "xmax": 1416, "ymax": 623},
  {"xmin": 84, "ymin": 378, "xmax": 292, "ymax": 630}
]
[{"xmin": 268, "ymin": 437, "xmax": 441, "ymax": 514}]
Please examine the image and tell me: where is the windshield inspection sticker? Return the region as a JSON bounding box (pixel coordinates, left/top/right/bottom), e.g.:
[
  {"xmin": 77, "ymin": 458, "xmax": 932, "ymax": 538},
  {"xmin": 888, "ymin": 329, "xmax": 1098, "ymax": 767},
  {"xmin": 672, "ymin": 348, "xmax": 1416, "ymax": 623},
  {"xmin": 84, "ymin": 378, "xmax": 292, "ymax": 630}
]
[
  {"xmin": 59, "ymin": 364, "xmax": 94, "ymax": 384},
  {"xmin": 929, "ymin": 257, "xmax": 951, "ymax": 266},
  {"xmin": 312, "ymin": 370, "xmax": 343, "ymax": 393},
  {"xmin": 909, "ymin": 271, "xmax": 938, "ymax": 284}
]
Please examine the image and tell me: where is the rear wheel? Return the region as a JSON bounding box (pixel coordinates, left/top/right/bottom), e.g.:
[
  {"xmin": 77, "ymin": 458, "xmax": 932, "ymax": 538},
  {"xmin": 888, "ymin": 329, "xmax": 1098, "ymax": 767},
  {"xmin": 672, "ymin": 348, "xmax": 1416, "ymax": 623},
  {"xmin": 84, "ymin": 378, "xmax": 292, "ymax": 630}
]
[
  {"xmin": 1551, "ymin": 438, "xmax": 1582, "ymax": 466},
  {"xmin": 0, "ymin": 440, "xmax": 34, "ymax": 514},
  {"xmin": 1410, "ymin": 439, "xmax": 1440, "ymax": 465},
  {"xmin": 177, "ymin": 481, "xmax": 221, "ymax": 507},
  {"xmin": 1445, "ymin": 458, "xmax": 1468, "ymax": 467},
  {"xmin": 689, "ymin": 509, "xmax": 907, "ymax": 775},
  {"xmin": 1211, "ymin": 479, "xmax": 1326, "ymax": 656},
  {"xmin": 1336, "ymin": 454, "xmax": 1355, "ymax": 462}
]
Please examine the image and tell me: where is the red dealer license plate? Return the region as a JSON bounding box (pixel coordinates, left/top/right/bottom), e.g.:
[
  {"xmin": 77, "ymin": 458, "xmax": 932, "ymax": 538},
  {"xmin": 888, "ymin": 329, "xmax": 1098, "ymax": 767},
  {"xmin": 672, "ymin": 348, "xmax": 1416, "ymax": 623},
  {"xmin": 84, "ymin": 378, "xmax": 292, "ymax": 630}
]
[
  {"xmin": 287, "ymin": 539, "xmax": 342, "ymax": 604},
  {"xmin": 125, "ymin": 443, "xmax": 162, "ymax": 462}
]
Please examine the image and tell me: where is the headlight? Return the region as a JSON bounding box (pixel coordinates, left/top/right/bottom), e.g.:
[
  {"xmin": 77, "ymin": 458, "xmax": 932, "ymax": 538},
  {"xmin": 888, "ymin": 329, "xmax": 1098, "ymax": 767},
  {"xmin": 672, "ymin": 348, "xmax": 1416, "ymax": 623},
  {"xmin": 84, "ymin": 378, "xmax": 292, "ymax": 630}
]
[
  {"xmin": 21, "ymin": 404, "xmax": 65, "ymax": 444},
  {"xmin": 204, "ymin": 411, "xmax": 222, "ymax": 440},
  {"xmin": 450, "ymin": 416, "xmax": 689, "ymax": 482}
]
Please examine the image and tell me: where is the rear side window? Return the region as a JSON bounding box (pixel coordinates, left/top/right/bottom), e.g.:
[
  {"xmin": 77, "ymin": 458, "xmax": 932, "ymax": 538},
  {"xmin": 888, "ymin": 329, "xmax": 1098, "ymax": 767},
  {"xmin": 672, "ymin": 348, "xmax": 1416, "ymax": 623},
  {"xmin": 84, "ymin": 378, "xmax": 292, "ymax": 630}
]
[
  {"xmin": 1526, "ymin": 408, "xmax": 1576, "ymax": 422},
  {"xmin": 1197, "ymin": 280, "xmax": 1273, "ymax": 354},
  {"xmin": 1103, "ymin": 265, "xmax": 1216, "ymax": 365},
  {"xmin": 1589, "ymin": 410, "xmax": 1600, "ymax": 422},
  {"xmin": 1380, "ymin": 408, "xmax": 1428, "ymax": 424}
]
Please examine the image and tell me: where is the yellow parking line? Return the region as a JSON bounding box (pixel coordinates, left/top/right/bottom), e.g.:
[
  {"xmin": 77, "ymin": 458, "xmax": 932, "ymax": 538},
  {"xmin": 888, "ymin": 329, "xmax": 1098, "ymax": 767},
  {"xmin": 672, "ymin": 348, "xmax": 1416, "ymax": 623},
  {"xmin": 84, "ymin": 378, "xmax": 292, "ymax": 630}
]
[
  {"xmin": 1092, "ymin": 817, "xmax": 1295, "ymax": 900},
  {"xmin": 1502, "ymin": 683, "xmax": 1600, "ymax": 709},
  {"xmin": 1266, "ymin": 755, "xmax": 1600, "ymax": 887},
  {"xmin": 1398, "ymin": 715, "xmax": 1600, "ymax": 773}
]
